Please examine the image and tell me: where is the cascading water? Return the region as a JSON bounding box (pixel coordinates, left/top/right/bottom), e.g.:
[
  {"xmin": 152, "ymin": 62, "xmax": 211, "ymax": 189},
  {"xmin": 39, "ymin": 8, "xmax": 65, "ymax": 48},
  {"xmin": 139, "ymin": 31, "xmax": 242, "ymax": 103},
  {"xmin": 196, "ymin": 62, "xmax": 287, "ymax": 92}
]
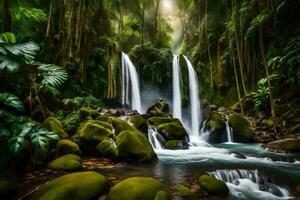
[
  {"xmin": 209, "ymin": 169, "xmax": 293, "ymax": 200},
  {"xmin": 148, "ymin": 128, "xmax": 164, "ymax": 150},
  {"xmin": 225, "ymin": 117, "xmax": 234, "ymax": 143},
  {"xmin": 172, "ymin": 55, "xmax": 182, "ymax": 121},
  {"xmin": 184, "ymin": 56, "xmax": 202, "ymax": 140},
  {"xmin": 121, "ymin": 52, "xmax": 142, "ymax": 113}
]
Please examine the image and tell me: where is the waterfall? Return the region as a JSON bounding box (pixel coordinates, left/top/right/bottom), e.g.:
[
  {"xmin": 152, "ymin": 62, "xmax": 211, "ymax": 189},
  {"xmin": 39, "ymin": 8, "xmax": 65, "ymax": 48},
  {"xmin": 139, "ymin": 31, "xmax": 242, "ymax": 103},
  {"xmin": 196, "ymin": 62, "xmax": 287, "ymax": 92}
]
[
  {"xmin": 184, "ymin": 56, "xmax": 202, "ymax": 138},
  {"xmin": 209, "ymin": 169, "xmax": 292, "ymax": 199},
  {"xmin": 225, "ymin": 118, "xmax": 234, "ymax": 143},
  {"xmin": 121, "ymin": 52, "xmax": 142, "ymax": 113},
  {"xmin": 148, "ymin": 128, "xmax": 163, "ymax": 150},
  {"xmin": 172, "ymin": 55, "xmax": 182, "ymax": 121}
]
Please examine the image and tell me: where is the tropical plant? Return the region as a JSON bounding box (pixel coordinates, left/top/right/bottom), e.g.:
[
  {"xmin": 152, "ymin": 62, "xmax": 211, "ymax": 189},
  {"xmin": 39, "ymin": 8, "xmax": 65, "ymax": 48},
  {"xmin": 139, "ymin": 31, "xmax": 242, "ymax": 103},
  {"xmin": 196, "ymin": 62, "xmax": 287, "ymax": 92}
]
[{"xmin": 0, "ymin": 92, "xmax": 59, "ymax": 169}]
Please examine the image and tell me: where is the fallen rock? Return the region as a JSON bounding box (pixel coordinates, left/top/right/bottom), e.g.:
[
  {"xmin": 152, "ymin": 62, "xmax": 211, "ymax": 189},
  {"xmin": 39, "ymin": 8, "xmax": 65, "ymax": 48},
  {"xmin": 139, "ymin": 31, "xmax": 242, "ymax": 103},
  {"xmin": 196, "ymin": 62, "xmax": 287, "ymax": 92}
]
[
  {"xmin": 198, "ymin": 175, "xmax": 229, "ymax": 195},
  {"xmin": 108, "ymin": 177, "xmax": 166, "ymax": 200},
  {"xmin": 266, "ymin": 138, "xmax": 300, "ymax": 153},
  {"xmin": 43, "ymin": 117, "xmax": 68, "ymax": 139},
  {"xmin": 31, "ymin": 171, "xmax": 109, "ymax": 200},
  {"xmin": 47, "ymin": 154, "xmax": 82, "ymax": 171},
  {"xmin": 56, "ymin": 139, "xmax": 81, "ymax": 156},
  {"xmin": 229, "ymin": 113, "xmax": 254, "ymax": 143}
]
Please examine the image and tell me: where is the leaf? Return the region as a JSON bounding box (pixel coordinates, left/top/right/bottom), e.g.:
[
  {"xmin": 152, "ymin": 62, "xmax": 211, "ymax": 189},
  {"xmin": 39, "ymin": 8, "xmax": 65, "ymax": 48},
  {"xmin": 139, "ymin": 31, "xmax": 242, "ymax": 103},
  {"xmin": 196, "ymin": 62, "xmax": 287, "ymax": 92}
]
[
  {"xmin": 0, "ymin": 56, "xmax": 21, "ymax": 73},
  {"xmin": 0, "ymin": 126, "xmax": 11, "ymax": 140},
  {"xmin": 8, "ymin": 136, "xmax": 25, "ymax": 155},
  {"xmin": 0, "ymin": 93, "xmax": 24, "ymax": 112},
  {"xmin": 0, "ymin": 32, "xmax": 17, "ymax": 44},
  {"xmin": 38, "ymin": 64, "xmax": 68, "ymax": 88}
]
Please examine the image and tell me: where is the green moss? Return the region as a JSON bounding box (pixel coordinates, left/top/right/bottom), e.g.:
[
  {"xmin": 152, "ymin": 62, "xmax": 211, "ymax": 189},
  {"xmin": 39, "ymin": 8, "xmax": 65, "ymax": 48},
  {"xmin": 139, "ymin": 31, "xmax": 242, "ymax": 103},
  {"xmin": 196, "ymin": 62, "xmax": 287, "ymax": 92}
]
[
  {"xmin": 63, "ymin": 111, "xmax": 83, "ymax": 134},
  {"xmin": 148, "ymin": 117, "xmax": 181, "ymax": 127},
  {"xmin": 128, "ymin": 115, "xmax": 148, "ymax": 133},
  {"xmin": 176, "ymin": 185, "xmax": 198, "ymax": 200},
  {"xmin": 94, "ymin": 120, "xmax": 112, "ymax": 130},
  {"xmin": 31, "ymin": 171, "xmax": 109, "ymax": 200},
  {"xmin": 228, "ymin": 113, "xmax": 254, "ymax": 142},
  {"xmin": 43, "ymin": 117, "xmax": 68, "ymax": 139},
  {"xmin": 205, "ymin": 112, "xmax": 225, "ymax": 132},
  {"xmin": 116, "ymin": 130, "xmax": 156, "ymax": 162},
  {"xmin": 47, "ymin": 154, "xmax": 82, "ymax": 171},
  {"xmin": 56, "ymin": 139, "xmax": 81, "ymax": 156},
  {"xmin": 111, "ymin": 118, "xmax": 135, "ymax": 135},
  {"xmin": 108, "ymin": 177, "xmax": 165, "ymax": 200},
  {"xmin": 72, "ymin": 96, "xmax": 103, "ymax": 109},
  {"xmin": 198, "ymin": 175, "xmax": 229, "ymax": 195},
  {"xmin": 95, "ymin": 115, "xmax": 111, "ymax": 122},
  {"xmin": 76, "ymin": 120, "xmax": 113, "ymax": 146},
  {"xmin": 96, "ymin": 138, "xmax": 118, "ymax": 159},
  {"xmin": 165, "ymin": 140, "xmax": 187, "ymax": 150},
  {"xmin": 267, "ymin": 139, "xmax": 300, "ymax": 152},
  {"xmin": 79, "ymin": 107, "xmax": 100, "ymax": 119},
  {"xmin": 154, "ymin": 191, "xmax": 169, "ymax": 200},
  {"xmin": 158, "ymin": 122, "xmax": 188, "ymax": 141}
]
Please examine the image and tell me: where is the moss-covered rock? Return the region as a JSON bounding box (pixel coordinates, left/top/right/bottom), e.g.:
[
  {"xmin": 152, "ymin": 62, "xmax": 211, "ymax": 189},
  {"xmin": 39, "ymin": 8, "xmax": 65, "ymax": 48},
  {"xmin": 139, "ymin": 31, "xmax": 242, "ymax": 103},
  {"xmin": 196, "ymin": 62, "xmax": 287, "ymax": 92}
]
[
  {"xmin": 94, "ymin": 120, "xmax": 112, "ymax": 130},
  {"xmin": 176, "ymin": 185, "xmax": 198, "ymax": 200},
  {"xmin": 204, "ymin": 112, "xmax": 226, "ymax": 143},
  {"xmin": 43, "ymin": 117, "xmax": 68, "ymax": 139},
  {"xmin": 148, "ymin": 117, "xmax": 181, "ymax": 127},
  {"xmin": 108, "ymin": 177, "xmax": 165, "ymax": 200},
  {"xmin": 158, "ymin": 122, "xmax": 188, "ymax": 141},
  {"xmin": 116, "ymin": 130, "xmax": 156, "ymax": 162},
  {"xmin": 31, "ymin": 171, "xmax": 109, "ymax": 200},
  {"xmin": 76, "ymin": 120, "xmax": 113, "ymax": 148},
  {"xmin": 96, "ymin": 138, "xmax": 118, "ymax": 159},
  {"xmin": 79, "ymin": 107, "xmax": 100, "ymax": 119},
  {"xmin": 266, "ymin": 138, "xmax": 300, "ymax": 153},
  {"xmin": 95, "ymin": 115, "xmax": 111, "ymax": 122},
  {"xmin": 63, "ymin": 111, "xmax": 83, "ymax": 134},
  {"xmin": 47, "ymin": 154, "xmax": 82, "ymax": 171},
  {"xmin": 198, "ymin": 175, "xmax": 229, "ymax": 195},
  {"xmin": 56, "ymin": 139, "xmax": 81, "ymax": 156},
  {"xmin": 0, "ymin": 172, "xmax": 18, "ymax": 199},
  {"xmin": 128, "ymin": 115, "xmax": 148, "ymax": 133},
  {"xmin": 228, "ymin": 113, "xmax": 254, "ymax": 143},
  {"xmin": 154, "ymin": 191, "xmax": 169, "ymax": 200},
  {"xmin": 111, "ymin": 118, "xmax": 135, "ymax": 135},
  {"xmin": 146, "ymin": 99, "xmax": 169, "ymax": 117},
  {"xmin": 165, "ymin": 140, "xmax": 189, "ymax": 150}
]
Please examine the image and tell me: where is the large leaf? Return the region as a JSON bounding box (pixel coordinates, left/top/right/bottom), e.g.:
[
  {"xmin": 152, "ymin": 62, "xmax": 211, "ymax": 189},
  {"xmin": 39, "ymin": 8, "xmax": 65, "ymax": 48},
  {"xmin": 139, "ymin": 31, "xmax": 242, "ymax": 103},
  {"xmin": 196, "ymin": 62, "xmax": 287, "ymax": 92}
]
[
  {"xmin": 0, "ymin": 93, "xmax": 24, "ymax": 112},
  {"xmin": 38, "ymin": 64, "xmax": 68, "ymax": 88},
  {"xmin": 0, "ymin": 32, "xmax": 17, "ymax": 44},
  {"xmin": 29, "ymin": 128, "xmax": 59, "ymax": 150},
  {"xmin": 8, "ymin": 136, "xmax": 25, "ymax": 155}
]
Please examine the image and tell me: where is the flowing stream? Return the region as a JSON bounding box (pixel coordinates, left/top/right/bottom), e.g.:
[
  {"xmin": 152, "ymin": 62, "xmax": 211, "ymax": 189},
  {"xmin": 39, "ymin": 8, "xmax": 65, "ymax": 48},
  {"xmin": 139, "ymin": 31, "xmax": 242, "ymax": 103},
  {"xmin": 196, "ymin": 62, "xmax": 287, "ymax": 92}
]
[{"xmin": 172, "ymin": 55, "xmax": 182, "ymax": 121}]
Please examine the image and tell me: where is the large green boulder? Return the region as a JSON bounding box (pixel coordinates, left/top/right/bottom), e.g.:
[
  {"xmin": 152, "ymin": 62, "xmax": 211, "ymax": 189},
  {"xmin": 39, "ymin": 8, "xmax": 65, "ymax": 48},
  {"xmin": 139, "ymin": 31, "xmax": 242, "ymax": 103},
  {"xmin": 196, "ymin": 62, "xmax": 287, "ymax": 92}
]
[
  {"xmin": 31, "ymin": 171, "xmax": 109, "ymax": 200},
  {"xmin": 204, "ymin": 112, "xmax": 226, "ymax": 143},
  {"xmin": 158, "ymin": 122, "xmax": 188, "ymax": 141},
  {"xmin": 0, "ymin": 172, "xmax": 18, "ymax": 200},
  {"xmin": 56, "ymin": 139, "xmax": 81, "ymax": 156},
  {"xmin": 79, "ymin": 107, "xmax": 100, "ymax": 119},
  {"xmin": 43, "ymin": 117, "xmax": 68, "ymax": 139},
  {"xmin": 146, "ymin": 99, "xmax": 169, "ymax": 117},
  {"xmin": 228, "ymin": 113, "xmax": 254, "ymax": 142},
  {"xmin": 154, "ymin": 191, "xmax": 169, "ymax": 200},
  {"xmin": 266, "ymin": 138, "xmax": 300, "ymax": 153},
  {"xmin": 76, "ymin": 120, "xmax": 113, "ymax": 147},
  {"xmin": 47, "ymin": 154, "xmax": 82, "ymax": 171},
  {"xmin": 198, "ymin": 175, "xmax": 229, "ymax": 195},
  {"xmin": 176, "ymin": 185, "xmax": 198, "ymax": 200},
  {"xmin": 165, "ymin": 140, "xmax": 189, "ymax": 150},
  {"xmin": 148, "ymin": 117, "xmax": 180, "ymax": 127},
  {"xmin": 108, "ymin": 177, "xmax": 165, "ymax": 200},
  {"xmin": 96, "ymin": 138, "xmax": 118, "ymax": 159},
  {"xmin": 111, "ymin": 118, "xmax": 135, "ymax": 135},
  {"xmin": 128, "ymin": 115, "xmax": 148, "ymax": 133},
  {"xmin": 116, "ymin": 130, "xmax": 156, "ymax": 162}
]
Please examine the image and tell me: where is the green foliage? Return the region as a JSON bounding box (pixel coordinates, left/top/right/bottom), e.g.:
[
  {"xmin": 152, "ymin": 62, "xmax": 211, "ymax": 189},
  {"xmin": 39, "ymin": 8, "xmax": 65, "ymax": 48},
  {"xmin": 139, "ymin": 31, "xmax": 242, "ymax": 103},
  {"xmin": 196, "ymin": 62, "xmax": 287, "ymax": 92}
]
[
  {"xmin": 37, "ymin": 64, "xmax": 68, "ymax": 89},
  {"xmin": 0, "ymin": 93, "xmax": 24, "ymax": 112},
  {"xmin": 0, "ymin": 32, "xmax": 39, "ymax": 73},
  {"xmin": 251, "ymin": 74, "xmax": 279, "ymax": 112}
]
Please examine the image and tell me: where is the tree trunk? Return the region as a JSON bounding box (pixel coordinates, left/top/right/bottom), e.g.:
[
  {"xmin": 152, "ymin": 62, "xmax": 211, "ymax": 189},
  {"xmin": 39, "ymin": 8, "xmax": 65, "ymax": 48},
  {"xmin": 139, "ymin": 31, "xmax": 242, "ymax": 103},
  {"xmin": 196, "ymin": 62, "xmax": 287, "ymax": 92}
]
[
  {"xmin": 141, "ymin": 1, "xmax": 145, "ymax": 47},
  {"xmin": 3, "ymin": 0, "xmax": 11, "ymax": 32},
  {"xmin": 153, "ymin": 0, "xmax": 160, "ymax": 43}
]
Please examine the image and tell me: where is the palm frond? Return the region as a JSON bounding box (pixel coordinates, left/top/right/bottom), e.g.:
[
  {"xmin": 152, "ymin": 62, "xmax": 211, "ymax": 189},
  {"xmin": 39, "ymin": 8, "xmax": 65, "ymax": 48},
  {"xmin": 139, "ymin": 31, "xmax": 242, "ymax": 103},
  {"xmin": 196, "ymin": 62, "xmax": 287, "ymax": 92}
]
[{"xmin": 38, "ymin": 64, "xmax": 68, "ymax": 88}]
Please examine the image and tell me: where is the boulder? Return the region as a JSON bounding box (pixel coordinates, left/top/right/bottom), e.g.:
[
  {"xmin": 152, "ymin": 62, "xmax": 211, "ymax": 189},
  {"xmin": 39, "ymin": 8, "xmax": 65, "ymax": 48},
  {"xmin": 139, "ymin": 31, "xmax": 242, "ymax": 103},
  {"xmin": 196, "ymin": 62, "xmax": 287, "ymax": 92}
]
[
  {"xmin": 128, "ymin": 115, "xmax": 148, "ymax": 133},
  {"xmin": 158, "ymin": 122, "xmax": 189, "ymax": 141},
  {"xmin": 198, "ymin": 175, "xmax": 229, "ymax": 195},
  {"xmin": 176, "ymin": 185, "xmax": 198, "ymax": 200},
  {"xmin": 111, "ymin": 118, "xmax": 135, "ymax": 135},
  {"xmin": 31, "ymin": 171, "xmax": 109, "ymax": 200},
  {"xmin": 63, "ymin": 112, "xmax": 83, "ymax": 134},
  {"xmin": 79, "ymin": 107, "xmax": 100, "ymax": 119},
  {"xmin": 108, "ymin": 177, "xmax": 165, "ymax": 200},
  {"xmin": 154, "ymin": 191, "xmax": 169, "ymax": 200},
  {"xmin": 266, "ymin": 138, "xmax": 300, "ymax": 153},
  {"xmin": 96, "ymin": 138, "xmax": 118, "ymax": 159},
  {"xmin": 228, "ymin": 113, "xmax": 254, "ymax": 143},
  {"xmin": 75, "ymin": 120, "xmax": 113, "ymax": 148},
  {"xmin": 148, "ymin": 117, "xmax": 180, "ymax": 127},
  {"xmin": 56, "ymin": 139, "xmax": 81, "ymax": 156},
  {"xmin": 47, "ymin": 154, "xmax": 82, "ymax": 171},
  {"xmin": 43, "ymin": 117, "xmax": 68, "ymax": 139},
  {"xmin": 116, "ymin": 130, "xmax": 156, "ymax": 162},
  {"xmin": 165, "ymin": 140, "xmax": 189, "ymax": 150},
  {"xmin": 204, "ymin": 112, "xmax": 225, "ymax": 143},
  {"xmin": 146, "ymin": 99, "xmax": 169, "ymax": 117}
]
